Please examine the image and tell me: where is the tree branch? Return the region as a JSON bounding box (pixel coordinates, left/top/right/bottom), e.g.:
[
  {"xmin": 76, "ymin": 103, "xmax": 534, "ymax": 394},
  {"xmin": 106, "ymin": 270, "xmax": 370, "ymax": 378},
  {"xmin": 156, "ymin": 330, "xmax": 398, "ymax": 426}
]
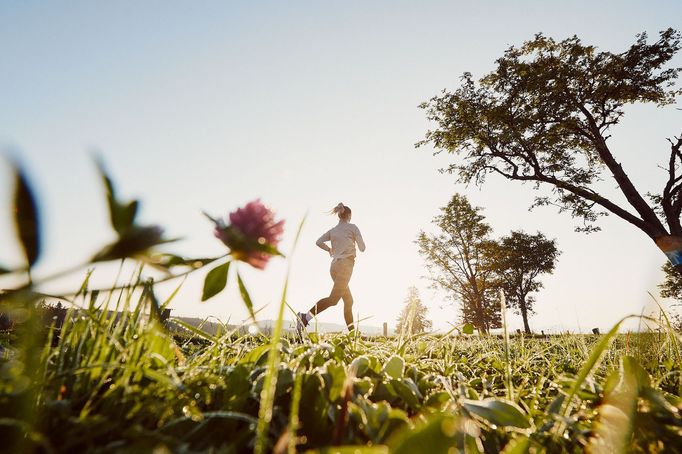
[
  {"xmin": 578, "ymin": 105, "xmax": 667, "ymax": 237},
  {"xmin": 664, "ymin": 135, "xmax": 682, "ymax": 231}
]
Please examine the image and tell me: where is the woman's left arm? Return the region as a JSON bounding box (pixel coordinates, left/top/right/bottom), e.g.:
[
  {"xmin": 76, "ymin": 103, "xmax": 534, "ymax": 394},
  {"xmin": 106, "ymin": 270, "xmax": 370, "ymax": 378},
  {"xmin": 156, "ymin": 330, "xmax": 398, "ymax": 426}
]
[{"xmin": 316, "ymin": 230, "xmax": 332, "ymax": 254}]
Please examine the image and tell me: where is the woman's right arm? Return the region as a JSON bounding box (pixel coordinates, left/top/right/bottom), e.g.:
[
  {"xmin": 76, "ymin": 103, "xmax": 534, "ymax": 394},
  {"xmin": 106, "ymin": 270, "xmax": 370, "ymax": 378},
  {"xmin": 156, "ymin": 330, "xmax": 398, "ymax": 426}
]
[{"xmin": 354, "ymin": 226, "xmax": 366, "ymax": 252}]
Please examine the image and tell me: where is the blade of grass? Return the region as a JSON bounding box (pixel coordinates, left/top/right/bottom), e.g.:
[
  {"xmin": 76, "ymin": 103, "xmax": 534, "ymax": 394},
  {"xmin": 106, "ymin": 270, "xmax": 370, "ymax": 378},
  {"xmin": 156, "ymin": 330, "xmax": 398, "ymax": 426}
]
[
  {"xmin": 168, "ymin": 318, "xmax": 216, "ymax": 343},
  {"xmin": 557, "ymin": 315, "xmax": 644, "ymax": 422},
  {"xmin": 500, "ymin": 290, "xmax": 513, "ymax": 401},
  {"xmin": 287, "ymin": 368, "xmax": 304, "ymax": 454},
  {"xmin": 648, "ymin": 291, "xmax": 682, "ymax": 366},
  {"xmin": 255, "ymin": 214, "xmax": 306, "ymax": 454}
]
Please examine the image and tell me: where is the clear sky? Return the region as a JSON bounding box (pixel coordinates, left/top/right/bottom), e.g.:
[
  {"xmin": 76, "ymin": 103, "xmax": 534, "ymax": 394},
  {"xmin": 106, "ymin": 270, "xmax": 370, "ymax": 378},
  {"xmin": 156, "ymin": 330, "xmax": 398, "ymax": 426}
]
[{"xmin": 1, "ymin": 1, "xmax": 681, "ymax": 333}]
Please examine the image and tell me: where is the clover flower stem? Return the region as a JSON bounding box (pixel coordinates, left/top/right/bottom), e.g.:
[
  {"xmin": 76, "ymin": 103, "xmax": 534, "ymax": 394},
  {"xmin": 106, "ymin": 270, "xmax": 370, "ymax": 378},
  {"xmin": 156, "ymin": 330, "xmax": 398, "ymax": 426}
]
[
  {"xmin": 52, "ymin": 254, "xmax": 229, "ymax": 298},
  {"xmin": 24, "ymin": 261, "xmax": 89, "ymax": 288}
]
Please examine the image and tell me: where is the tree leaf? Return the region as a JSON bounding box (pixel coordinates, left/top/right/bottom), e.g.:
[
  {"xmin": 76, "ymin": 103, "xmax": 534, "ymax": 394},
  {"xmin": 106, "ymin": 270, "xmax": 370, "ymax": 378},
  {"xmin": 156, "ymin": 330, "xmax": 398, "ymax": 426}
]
[
  {"xmin": 462, "ymin": 323, "xmax": 475, "ymax": 335},
  {"xmin": 462, "ymin": 398, "xmax": 531, "ymax": 429},
  {"xmin": 236, "ymin": 269, "xmax": 256, "ymax": 322},
  {"xmin": 12, "ymin": 164, "xmax": 41, "ymax": 267},
  {"xmin": 201, "ymin": 261, "xmax": 231, "ymax": 301}
]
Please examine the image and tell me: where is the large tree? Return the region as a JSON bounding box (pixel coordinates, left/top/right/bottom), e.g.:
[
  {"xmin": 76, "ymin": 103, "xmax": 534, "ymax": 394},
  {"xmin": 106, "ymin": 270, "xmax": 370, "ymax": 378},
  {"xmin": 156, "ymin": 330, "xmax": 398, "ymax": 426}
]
[
  {"xmin": 416, "ymin": 194, "xmax": 500, "ymax": 333},
  {"xmin": 395, "ymin": 286, "xmax": 432, "ymax": 335},
  {"xmin": 418, "ymin": 29, "xmax": 682, "ymax": 273},
  {"xmin": 487, "ymin": 231, "xmax": 560, "ymax": 334}
]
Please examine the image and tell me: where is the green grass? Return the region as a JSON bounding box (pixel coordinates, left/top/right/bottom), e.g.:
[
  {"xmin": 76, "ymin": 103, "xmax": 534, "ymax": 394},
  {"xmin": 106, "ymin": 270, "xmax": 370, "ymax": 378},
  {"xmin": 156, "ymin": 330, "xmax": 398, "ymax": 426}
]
[{"xmin": 2, "ymin": 275, "xmax": 682, "ymax": 453}]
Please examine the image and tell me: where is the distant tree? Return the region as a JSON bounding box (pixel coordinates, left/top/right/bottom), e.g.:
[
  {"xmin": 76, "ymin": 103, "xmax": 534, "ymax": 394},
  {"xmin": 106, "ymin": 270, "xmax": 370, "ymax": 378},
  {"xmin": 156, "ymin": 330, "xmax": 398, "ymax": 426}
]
[
  {"xmin": 416, "ymin": 194, "xmax": 500, "ymax": 334},
  {"xmin": 658, "ymin": 261, "xmax": 682, "ymax": 331},
  {"xmin": 418, "ymin": 29, "xmax": 682, "ymax": 275},
  {"xmin": 487, "ymin": 231, "xmax": 560, "ymax": 334},
  {"xmin": 395, "ymin": 286, "xmax": 432, "ymax": 335},
  {"xmin": 660, "ymin": 261, "xmax": 682, "ymax": 300}
]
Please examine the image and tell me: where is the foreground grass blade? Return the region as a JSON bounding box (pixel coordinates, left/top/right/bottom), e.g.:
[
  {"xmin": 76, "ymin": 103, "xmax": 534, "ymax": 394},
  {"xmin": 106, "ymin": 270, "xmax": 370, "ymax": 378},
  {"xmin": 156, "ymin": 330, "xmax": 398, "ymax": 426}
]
[
  {"xmin": 558, "ymin": 315, "xmax": 632, "ymax": 418},
  {"xmin": 167, "ymin": 318, "xmax": 216, "ymax": 342},
  {"xmin": 586, "ymin": 356, "xmax": 645, "ymax": 453},
  {"xmin": 499, "ymin": 290, "xmax": 513, "ymax": 401},
  {"xmin": 287, "ymin": 369, "xmax": 304, "ymax": 454},
  {"xmin": 255, "ymin": 214, "xmax": 306, "ymax": 454}
]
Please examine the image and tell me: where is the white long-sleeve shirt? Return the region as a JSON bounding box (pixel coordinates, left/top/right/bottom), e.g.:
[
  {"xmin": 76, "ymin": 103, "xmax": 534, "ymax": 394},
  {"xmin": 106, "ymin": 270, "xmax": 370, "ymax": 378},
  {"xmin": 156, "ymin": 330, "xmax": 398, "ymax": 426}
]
[{"xmin": 316, "ymin": 221, "xmax": 365, "ymax": 260}]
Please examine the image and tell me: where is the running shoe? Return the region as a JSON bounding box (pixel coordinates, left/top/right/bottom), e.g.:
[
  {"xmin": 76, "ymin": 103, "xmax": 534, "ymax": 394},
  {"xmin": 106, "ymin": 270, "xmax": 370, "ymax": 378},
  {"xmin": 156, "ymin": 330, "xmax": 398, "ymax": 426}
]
[{"xmin": 295, "ymin": 312, "xmax": 308, "ymax": 336}]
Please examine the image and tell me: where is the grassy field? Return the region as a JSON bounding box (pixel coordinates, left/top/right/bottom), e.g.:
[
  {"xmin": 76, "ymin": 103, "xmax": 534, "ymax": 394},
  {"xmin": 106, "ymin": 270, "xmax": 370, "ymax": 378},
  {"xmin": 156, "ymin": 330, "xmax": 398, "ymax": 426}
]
[
  {"xmin": 5, "ymin": 263, "xmax": 682, "ymax": 454},
  {"xmin": 2, "ymin": 285, "xmax": 682, "ymax": 454}
]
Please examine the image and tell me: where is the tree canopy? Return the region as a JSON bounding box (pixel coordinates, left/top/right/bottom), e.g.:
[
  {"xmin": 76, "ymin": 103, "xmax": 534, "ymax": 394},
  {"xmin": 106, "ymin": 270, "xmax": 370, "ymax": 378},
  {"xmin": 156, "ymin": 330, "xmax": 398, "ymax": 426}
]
[
  {"xmin": 419, "ymin": 29, "xmax": 682, "ymax": 270},
  {"xmin": 660, "ymin": 261, "xmax": 682, "ymax": 300},
  {"xmin": 395, "ymin": 286, "xmax": 432, "ymax": 335},
  {"xmin": 658, "ymin": 261, "xmax": 682, "ymax": 331},
  {"xmin": 416, "ymin": 194, "xmax": 500, "ymax": 333},
  {"xmin": 487, "ymin": 231, "xmax": 560, "ymax": 333}
]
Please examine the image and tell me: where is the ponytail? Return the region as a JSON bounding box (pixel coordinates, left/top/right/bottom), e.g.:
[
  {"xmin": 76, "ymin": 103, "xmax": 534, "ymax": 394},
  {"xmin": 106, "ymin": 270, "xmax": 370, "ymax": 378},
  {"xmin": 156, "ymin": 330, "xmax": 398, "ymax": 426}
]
[{"xmin": 331, "ymin": 202, "xmax": 352, "ymax": 220}]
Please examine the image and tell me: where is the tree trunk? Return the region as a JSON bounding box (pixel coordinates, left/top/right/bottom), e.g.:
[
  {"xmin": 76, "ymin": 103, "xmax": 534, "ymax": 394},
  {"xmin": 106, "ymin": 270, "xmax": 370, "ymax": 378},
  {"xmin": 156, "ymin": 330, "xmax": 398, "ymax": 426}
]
[
  {"xmin": 477, "ymin": 313, "xmax": 488, "ymax": 335},
  {"xmin": 519, "ymin": 298, "xmax": 531, "ymax": 335},
  {"xmin": 476, "ymin": 311, "xmax": 488, "ymax": 335},
  {"xmin": 472, "ymin": 289, "xmax": 489, "ymax": 335},
  {"xmin": 655, "ymin": 235, "xmax": 682, "ymax": 277}
]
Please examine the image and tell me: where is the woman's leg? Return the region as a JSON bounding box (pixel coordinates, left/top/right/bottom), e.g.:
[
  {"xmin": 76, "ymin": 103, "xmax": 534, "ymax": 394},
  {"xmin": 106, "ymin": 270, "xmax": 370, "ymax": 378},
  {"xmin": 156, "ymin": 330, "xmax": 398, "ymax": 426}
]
[
  {"xmin": 307, "ymin": 259, "xmax": 354, "ymax": 320},
  {"xmin": 309, "ymin": 285, "xmax": 344, "ymax": 316},
  {"xmin": 338, "ymin": 259, "xmax": 355, "ymax": 331},
  {"xmin": 341, "ymin": 288, "xmax": 354, "ymax": 331},
  {"xmin": 308, "ymin": 261, "xmax": 345, "ymax": 316}
]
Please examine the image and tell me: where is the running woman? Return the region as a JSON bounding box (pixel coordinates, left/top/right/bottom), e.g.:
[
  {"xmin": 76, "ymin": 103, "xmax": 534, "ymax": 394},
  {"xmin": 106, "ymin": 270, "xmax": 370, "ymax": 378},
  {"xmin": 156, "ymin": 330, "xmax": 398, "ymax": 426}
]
[{"xmin": 297, "ymin": 203, "xmax": 365, "ymax": 333}]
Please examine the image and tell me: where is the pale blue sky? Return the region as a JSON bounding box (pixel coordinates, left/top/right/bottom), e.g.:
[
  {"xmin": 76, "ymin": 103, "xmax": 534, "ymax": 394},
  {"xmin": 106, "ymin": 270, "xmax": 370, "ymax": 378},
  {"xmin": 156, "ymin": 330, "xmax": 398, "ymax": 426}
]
[{"xmin": 2, "ymin": 1, "xmax": 681, "ymax": 332}]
